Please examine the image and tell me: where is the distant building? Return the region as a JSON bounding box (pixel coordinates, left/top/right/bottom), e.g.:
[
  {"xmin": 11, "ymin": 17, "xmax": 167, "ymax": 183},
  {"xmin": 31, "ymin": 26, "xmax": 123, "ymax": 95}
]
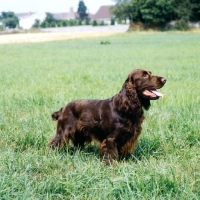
[
  {"xmin": 14, "ymin": 5, "xmax": 117, "ymax": 29},
  {"xmin": 67, "ymin": 7, "xmax": 79, "ymax": 19},
  {"xmin": 52, "ymin": 7, "xmax": 79, "ymax": 20},
  {"xmin": 52, "ymin": 6, "xmax": 114, "ymax": 24},
  {"xmin": 88, "ymin": 13, "xmax": 95, "ymax": 20},
  {"xmin": 92, "ymin": 6, "xmax": 114, "ymax": 24},
  {"xmin": 16, "ymin": 12, "xmax": 46, "ymax": 29}
]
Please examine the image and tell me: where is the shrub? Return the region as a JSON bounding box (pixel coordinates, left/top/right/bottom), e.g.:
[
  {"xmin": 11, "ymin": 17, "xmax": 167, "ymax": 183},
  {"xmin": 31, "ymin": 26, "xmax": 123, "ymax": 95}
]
[
  {"xmin": 0, "ymin": 25, "xmax": 4, "ymax": 31},
  {"xmin": 173, "ymin": 20, "xmax": 191, "ymax": 30},
  {"xmin": 78, "ymin": 20, "xmax": 82, "ymax": 26},
  {"xmin": 57, "ymin": 21, "xmax": 63, "ymax": 27},
  {"xmin": 85, "ymin": 18, "xmax": 90, "ymax": 25},
  {"xmin": 111, "ymin": 18, "xmax": 115, "ymax": 25},
  {"xmin": 69, "ymin": 20, "xmax": 75, "ymax": 26},
  {"xmin": 100, "ymin": 40, "xmax": 111, "ymax": 45},
  {"xmin": 41, "ymin": 21, "xmax": 49, "ymax": 28},
  {"xmin": 99, "ymin": 21, "xmax": 105, "ymax": 26},
  {"xmin": 51, "ymin": 21, "xmax": 56, "ymax": 27},
  {"xmin": 92, "ymin": 20, "xmax": 98, "ymax": 26},
  {"xmin": 32, "ymin": 19, "xmax": 40, "ymax": 28},
  {"xmin": 62, "ymin": 20, "xmax": 67, "ymax": 27}
]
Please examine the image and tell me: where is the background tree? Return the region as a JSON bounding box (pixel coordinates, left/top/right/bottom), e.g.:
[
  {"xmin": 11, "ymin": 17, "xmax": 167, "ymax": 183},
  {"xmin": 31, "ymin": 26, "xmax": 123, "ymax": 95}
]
[
  {"xmin": 44, "ymin": 13, "xmax": 56, "ymax": 24},
  {"xmin": 41, "ymin": 13, "xmax": 57, "ymax": 28},
  {"xmin": 32, "ymin": 19, "xmax": 40, "ymax": 28},
  {"xmin": 111, "ymin": 0, "xmax": 142, "ymax": 22},
  {"xmin": 173, "ymin": 0, "xmax": 192, "ymax": 22},
  {"xmin": 190, "ymin": 0, "xmax": 200, "ymax": 21},
  {"xmin": 1, "ymin": 12, "xmax": 19, "ymax": 28},
  {"xmin": 77, "ymin": 0, "xmax": 88, "ymax": 21},
  {"xmin": 139, "ymin": 0, "xmax": 175, "ymax": 27},
  {"xmin": 112, "ymin": 0, "xmax": 197, "ymax": 29}
]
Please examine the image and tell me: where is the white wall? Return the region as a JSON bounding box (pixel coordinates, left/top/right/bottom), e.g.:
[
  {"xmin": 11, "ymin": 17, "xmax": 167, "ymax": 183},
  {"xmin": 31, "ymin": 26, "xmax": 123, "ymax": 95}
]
[{"xmin": 19, "ymin": 12, "xmax": 46, "ymax": 29}]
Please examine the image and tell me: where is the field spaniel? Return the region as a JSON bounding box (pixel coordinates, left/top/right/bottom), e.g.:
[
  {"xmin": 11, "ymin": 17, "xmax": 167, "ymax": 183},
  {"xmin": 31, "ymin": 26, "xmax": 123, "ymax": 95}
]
[{"xmin": 49, "ymin": 69, "xmax": 166, "ymax": 164}]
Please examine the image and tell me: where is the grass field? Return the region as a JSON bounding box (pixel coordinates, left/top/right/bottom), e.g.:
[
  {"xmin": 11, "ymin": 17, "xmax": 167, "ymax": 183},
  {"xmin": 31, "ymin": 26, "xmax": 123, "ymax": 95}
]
[{"xmin": 0, "ymin": 32, "xmax": 200, "ymax": 199}]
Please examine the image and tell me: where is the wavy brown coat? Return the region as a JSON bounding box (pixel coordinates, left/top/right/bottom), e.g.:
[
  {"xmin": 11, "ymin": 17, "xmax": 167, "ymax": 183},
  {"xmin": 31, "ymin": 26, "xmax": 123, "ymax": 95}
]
[{"xmin": 49, "ymin": 69, "xmax": 166, "ymax": 164}]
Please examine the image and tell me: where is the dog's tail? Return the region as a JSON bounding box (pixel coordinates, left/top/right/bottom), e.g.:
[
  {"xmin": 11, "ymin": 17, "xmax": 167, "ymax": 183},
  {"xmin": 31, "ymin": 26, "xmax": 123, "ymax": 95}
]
[{"xmin": 52, "ymin": 108, "xmax": 62, "ymax": 121}]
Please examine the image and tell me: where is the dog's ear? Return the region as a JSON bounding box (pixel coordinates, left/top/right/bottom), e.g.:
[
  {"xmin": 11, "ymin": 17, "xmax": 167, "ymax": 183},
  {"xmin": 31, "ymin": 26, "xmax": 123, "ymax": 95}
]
[
  {"xmin": 120, "ymin": 73, "xmax": 135, "ymax": 93},
  {"xmin": 118, "ymin": 71, "xmax": 142, "ymax": 115},
  {"xmin": 52, "ymin": 108, "xmax": 62, "ymax": 121},
  {"xmin": 128, "ymin": 73, "xmax": 135, "ymax": 84}
]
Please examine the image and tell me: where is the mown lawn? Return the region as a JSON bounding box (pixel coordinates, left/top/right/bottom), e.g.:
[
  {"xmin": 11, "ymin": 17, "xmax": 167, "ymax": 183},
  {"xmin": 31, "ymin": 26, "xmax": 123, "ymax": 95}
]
[{"xmin": 0, "ymin": 32, "xmax": 199, "ymax": 199}]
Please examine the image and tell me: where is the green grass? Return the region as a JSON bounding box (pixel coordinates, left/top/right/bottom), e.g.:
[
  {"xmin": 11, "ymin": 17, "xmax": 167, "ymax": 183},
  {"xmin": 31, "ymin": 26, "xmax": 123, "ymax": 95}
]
[{"xmin": 0, "ymin": 32, "xmax": 200, "ymax": 199}]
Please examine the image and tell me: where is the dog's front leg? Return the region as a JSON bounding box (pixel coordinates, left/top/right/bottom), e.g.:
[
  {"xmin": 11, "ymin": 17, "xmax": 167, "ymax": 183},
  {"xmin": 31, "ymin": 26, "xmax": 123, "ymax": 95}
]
[{"xmin": 100, "ymin": 137, "xmax": 118, "ymax": 165}]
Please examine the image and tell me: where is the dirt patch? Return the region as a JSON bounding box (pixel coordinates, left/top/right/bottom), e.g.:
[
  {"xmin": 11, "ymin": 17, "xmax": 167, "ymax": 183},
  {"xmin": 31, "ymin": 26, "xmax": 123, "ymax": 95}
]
[{"xmin": 0, "ymin": 31, "xmax": 123, "ymax": 44}]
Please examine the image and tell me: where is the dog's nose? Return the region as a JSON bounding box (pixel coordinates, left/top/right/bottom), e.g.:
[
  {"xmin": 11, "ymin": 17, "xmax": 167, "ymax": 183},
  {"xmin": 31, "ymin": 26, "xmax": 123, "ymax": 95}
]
[{"xmin": 161, "ymin": 77, "xmax": 167, "ymax": 83}]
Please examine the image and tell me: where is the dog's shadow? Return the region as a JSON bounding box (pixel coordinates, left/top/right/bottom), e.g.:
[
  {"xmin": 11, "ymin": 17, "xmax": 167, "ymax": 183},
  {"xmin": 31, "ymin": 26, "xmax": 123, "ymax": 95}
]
[
  {"xmin": 56, "ymin": 137, "xmax": 163, "ymax": 163},
  {"xmin": 57, "ymin": 142, "xmax": 100, "ymax": 157}
]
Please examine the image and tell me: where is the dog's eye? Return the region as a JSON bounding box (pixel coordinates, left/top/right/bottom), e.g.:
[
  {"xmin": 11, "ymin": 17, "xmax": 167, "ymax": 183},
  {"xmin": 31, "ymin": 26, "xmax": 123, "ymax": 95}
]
[{"xmin": 143, "ymin": 73, "xmax": 148, "ymax": 78}]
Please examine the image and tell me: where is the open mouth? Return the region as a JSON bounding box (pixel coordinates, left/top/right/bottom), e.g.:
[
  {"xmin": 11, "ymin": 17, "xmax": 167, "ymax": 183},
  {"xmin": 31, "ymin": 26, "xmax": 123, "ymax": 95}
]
[{"xmin": 142, "ymin": 89, "xmax": 164, "ymax": 100}]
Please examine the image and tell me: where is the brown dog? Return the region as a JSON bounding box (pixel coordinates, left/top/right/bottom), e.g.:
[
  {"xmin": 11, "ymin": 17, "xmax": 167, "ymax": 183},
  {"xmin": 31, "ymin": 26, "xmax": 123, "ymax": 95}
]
[{"xmin": 48, "ymin": 69, "xmax": 166, "ymax": 164}]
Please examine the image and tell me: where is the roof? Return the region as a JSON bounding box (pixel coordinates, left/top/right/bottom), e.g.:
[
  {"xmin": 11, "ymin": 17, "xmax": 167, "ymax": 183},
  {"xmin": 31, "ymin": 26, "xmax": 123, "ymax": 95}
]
[
  {"xmin": 88, "ymin": 13, "xmax": 94, "ymax": 19},
  {"xmin": 92, "ymin": 6, "xmax": 113, "ymax": 20},
  {"xmin": 52, "ymin": 12, "xmax": 79, "ymax": 19},
  {"xmin": 52, "ymin": 13, "xmax": 62, "ymax": 19},
  {"xmin": 52, "ymin": 13, "xmax": 69, "ymax": 19},
  {"xmin": 16, "ymin": 12, "xmax": 35, "ymax": 18}
]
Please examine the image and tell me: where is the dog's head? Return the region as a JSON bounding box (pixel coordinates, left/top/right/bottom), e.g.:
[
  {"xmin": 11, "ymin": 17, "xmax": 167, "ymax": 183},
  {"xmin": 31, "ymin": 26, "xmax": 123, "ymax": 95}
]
[{"xmin": 123, "ymin": 69, "xmax": 166, "ymax": 110}]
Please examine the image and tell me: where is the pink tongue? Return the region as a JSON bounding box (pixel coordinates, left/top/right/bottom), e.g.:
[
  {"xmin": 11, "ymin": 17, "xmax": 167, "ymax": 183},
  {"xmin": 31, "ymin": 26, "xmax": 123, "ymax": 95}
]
[
  {"xmin": 151, "ymin": 90, "xmax": 164, "ymax": 98},
  {"xmin": 143, "ymin": 90, "xmax": 156, "ymax": 97}
]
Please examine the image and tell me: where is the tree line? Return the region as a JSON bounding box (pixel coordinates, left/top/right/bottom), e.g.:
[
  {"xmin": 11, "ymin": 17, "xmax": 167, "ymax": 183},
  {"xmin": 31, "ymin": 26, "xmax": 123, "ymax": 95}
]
[
  {"xmin": 0, "ymin": 1, "xmax": 113, "ymax": 29},
  {"xmin": 1, "ymin": 0, "xmax": 200, "ymax": 30},
  {"xmin": 0, "ymin": 1, "xmax": 90, "ymax": 29},
  {"xmin": 35, "ymin": 0, "xmax": 89, "ymax": 28},
  {"xmin": 0, "ymin": 12, "xmax": 113, "ymax": 30},
  {"xmin": 112, "ymin": 0, "xmax": 200, "ymax": 29},
  {"xmin": 33, "ymin": 1, "xmax": 114, "ymax": 28}
]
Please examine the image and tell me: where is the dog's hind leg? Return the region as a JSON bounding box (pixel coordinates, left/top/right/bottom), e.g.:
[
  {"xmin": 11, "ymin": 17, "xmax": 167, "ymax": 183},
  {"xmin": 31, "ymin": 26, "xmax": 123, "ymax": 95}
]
[
  {"xmin": 48, "ymin": 119, "xmax": 72, "ymax": 149},
  {"xmin": 48, "ymin": 129, "xmax": 69, "ymax": 150}
]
